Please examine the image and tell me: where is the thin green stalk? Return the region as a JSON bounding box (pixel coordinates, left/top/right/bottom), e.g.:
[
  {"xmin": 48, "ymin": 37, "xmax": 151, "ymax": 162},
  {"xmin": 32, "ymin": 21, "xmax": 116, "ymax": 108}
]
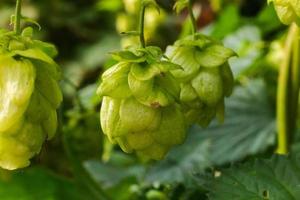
[
  {"xmin": 290, "ymin": 25, "xmax": 300, "ymax": 141},
  {"xmin": 276, "ymin": 23, "xmax": 298, "ymax": 154},
  {"xmin": 139, "ymin": 4, "xmax": 146, "ymax": 48},
  {"xmin": 14, "ymin": 0, "xmax": 22, "ymax": 35},
  {"xmin": 188, "ymin": 0, "xmax": 197, "ymax": 36}
]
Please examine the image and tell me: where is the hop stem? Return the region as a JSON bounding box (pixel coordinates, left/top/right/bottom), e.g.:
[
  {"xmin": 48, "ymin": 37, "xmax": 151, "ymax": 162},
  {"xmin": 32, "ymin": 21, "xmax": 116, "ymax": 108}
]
[
  {"xmin": 290, "ymin": 25, "xmax": 300, "ymax": 133},
  {"xmin": 139, "ymin": 3, "xmax": 146, "ymax": 48},
  {"xmin": 188, "ymin": 0, "xmax": 197, "ymax": 36},
  {"xmin": 14, "ymin": 0, "xmax": 22, "ymax": 35},
  {"xmin": 276, "ymin": 23, "xmax": 299, "ymax": 154}
]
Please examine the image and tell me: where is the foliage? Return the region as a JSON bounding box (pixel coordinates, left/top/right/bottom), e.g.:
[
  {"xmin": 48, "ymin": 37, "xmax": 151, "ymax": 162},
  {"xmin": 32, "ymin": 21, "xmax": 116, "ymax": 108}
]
[
  {"xmin": 205, "ymin": 154, "xmax": 300, "ymax": 200},
  {"xmin": 0, "ymin": 0, "xmax": 299, "ymax": 200}
]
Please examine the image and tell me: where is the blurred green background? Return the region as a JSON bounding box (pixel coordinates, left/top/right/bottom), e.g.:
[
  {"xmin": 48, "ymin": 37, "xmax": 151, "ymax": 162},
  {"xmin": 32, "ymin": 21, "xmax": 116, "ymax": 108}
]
[{"xmin": 0, "ymin": 0, "xmax": 293, "ymax": 199}]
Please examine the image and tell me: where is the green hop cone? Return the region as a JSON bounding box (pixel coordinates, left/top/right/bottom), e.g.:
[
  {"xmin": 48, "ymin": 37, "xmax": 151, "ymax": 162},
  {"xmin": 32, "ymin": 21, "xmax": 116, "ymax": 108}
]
[
  {"xmin": 0, "ymin": 28, "xmax": 62, "ymax": 170},
  {"xmin": 166, "ymin": 33, "xmax": 235, "ymax": 127},
  {"xmin": 97, "ymin": 47, "xmax": 186, "ymax": 160},
  {"xmin": 269, "ymin": 0, "xmax": 300, "ymax": 25}
]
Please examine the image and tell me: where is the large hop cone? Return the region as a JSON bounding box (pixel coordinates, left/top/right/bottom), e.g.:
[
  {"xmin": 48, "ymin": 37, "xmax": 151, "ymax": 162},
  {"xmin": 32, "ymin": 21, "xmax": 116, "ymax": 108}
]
[
  {"xmin": 166, "ymin": 33, "xmax": 235, "ymax": 127},
  {"xmin": 269, "ymin": 0, "xmax": 300, "ymax": 25},
  {"xmin": 97, "ymin": 47, "xmax": 186, "ymax": 160},
  {"xmin": 0, "ymin": 28, "xmax": 62, "ymax": 170}
]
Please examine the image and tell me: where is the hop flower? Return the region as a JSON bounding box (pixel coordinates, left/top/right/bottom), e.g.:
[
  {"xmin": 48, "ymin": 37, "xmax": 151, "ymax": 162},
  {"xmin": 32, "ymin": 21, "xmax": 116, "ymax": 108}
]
[
  {"xmin": 269, "ymin": 0, "xmax": 300, "ymax": 25},
  {"xmin": 97, "ymin": 47, "xmax": 186, "ymax": 160},
  {"xmin": 0, "ymin": 28, "xmax": 62, "ymax": 170},
  {"xmin": 166, "ymin": 33, "xmax": 235, "ymax": 127}
]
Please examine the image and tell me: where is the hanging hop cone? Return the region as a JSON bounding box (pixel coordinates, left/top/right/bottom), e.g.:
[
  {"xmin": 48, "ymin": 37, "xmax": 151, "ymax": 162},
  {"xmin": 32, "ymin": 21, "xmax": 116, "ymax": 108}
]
[
  {"xmin": 97, "ymin": 47, "xmax": 186, "ymax": 160},
  {"xmin": 165, "ymin": 33, "xmax": 235, "ymax": 127},
  {"xmin": 269, "ymin": 0, "xmax": 300, "ymax": 25},
  {"xmin": 0, "ymin": 28, "xmax": 62, "ymax": 170}
]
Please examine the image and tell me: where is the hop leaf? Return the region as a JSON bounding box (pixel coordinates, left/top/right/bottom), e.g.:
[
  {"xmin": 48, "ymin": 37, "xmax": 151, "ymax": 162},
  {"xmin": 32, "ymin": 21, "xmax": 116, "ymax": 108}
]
[{"xmin": 206, "ymin": 154, "xmax": 300, "ymax": 200}]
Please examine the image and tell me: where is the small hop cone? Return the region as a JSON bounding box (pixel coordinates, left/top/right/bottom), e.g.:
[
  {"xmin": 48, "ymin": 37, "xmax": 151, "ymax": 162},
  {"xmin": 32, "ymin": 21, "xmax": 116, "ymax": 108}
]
[
  {"xmin": 0, "ymin": 28, "xmax": 62, "ymax": 170},
  {"xmin": 166, "ymin": 33, "xmax": 235, "ymax": 127},
  {"xmin": 269, "ymin": 0, "xmax": 300, "ymax": 25},
  {"xmin": 98, "ymin": 47, "xmax": 186, "ymax": 160}
]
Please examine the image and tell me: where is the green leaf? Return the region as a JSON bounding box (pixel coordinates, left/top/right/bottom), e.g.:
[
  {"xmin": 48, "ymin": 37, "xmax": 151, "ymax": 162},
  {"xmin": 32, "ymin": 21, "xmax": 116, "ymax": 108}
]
[
  {"xmin": 193, "ymin": 80, "xmax": 275, "ymax": 165},
  {"xmin": 0, "ymin": 167, "xmax": 85, "ymax": 200},
  {"xmin": 206, "ymin": 154, "xmax": 300, "ymax": 200},
  {"xmin": 145, "ymin": 79, "xmax": 276, "ymax": 183},
  {"xmin": 13, "ymin": 48, "xmax": 55, "ymax": 65}
]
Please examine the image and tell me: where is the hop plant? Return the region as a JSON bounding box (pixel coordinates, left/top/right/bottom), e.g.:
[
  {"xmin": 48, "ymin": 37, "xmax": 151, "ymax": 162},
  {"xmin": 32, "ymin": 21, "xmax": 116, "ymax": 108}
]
[
  {"xmin": 269, "ymin": 0, "xmax": 300, "ymax": 25},
  {"xmin": 166, "ymin": 33, "xmax": 235, "ymax": 127},
  {"xmin": 0, "ymin": 28, "xmax": 62, "ymax": 170},
  {"xmin": 97, "ymin": 47, "xmax": 186, "ymax": 160}
]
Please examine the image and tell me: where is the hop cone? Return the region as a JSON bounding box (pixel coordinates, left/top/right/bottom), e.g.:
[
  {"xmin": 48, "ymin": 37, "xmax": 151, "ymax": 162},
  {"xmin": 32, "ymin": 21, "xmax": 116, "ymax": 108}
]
[
  {"xmin": 97, "ymin": 47, "xmax": 186, "ymax": 160},
  {"xmin": 269, "ymin": 0, "xmax": 300, "ymax": 25},
  {"xmin": 166, "ymin": 33, "xmax": 235, "ymax": 127},
  {"xmin": 0, "ymin": 28, "xmax": 62, "ymax": 170}
]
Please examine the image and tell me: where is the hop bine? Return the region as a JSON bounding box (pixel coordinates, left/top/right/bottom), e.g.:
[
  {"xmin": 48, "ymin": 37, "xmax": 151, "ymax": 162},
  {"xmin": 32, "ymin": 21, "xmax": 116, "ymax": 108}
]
[
  {"xmin": 0, "ymin": 28, "xmax": 62, "ymax": 170},
  {"xmin": 97, "ymin": 47, "xmax": 187, "ymax": 160},
  {"xmin": 166, "ymin": 33, "xmax": 235, "ymax": 127}
]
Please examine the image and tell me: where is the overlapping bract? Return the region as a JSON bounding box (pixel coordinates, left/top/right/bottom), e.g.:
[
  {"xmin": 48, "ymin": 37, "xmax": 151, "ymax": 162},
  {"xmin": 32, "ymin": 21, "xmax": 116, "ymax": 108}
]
[
  {"xmin": 166, "ymin": 34, "xmax": 235, "ymax": 127},
  {"xmin": 269, "ymin": 0, "xmax": 300, "ymax": 25},
  {"xmin": 0, "ymin": 28, "xmax": 62, "ymax": 170},
  {"xmin": 97, "ymin": 47, "xmax": 186, "ymax": 160}
]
